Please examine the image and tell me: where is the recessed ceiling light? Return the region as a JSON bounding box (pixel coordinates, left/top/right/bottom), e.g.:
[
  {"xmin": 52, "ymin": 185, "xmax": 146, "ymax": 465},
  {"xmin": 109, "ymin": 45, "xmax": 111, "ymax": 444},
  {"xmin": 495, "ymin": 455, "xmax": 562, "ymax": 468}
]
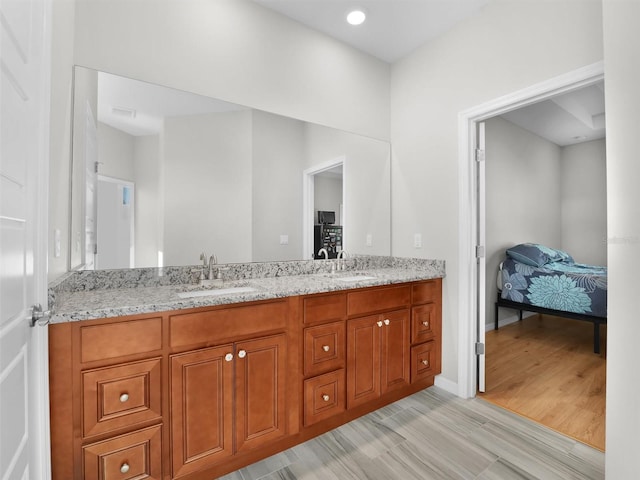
[{"xmin": 346, "ymin": 9, "xmax": 366, "ymax": 26}]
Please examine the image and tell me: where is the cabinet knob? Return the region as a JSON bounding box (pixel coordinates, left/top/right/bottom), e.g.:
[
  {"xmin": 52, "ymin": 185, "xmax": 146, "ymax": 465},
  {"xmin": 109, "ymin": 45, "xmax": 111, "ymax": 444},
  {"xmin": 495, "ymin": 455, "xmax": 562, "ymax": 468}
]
[
  {"xmin": 322, "ymin": 394, "xmax": 330, "ymax": 402},
  {"xmin": 224, "ymin": 353, "xmax": 234, "ymax": 362},
  {"xmin": 376, "ymin": 320, "xmax": 383, "ymax": 327},
  {"xmin": 421, "ymin": 359, "xmax": 429, "ymax": 367},
  {"xmin": 120, "ymin": 462, "xmax": 130, "ymax": 474},
  {"xmin": 119, "ymin": 393, "xmax": 129, "ymax": 403},
  {"xmin": 322, "ymin": 345, "xmax": 330, "ymax": 352},
  {"xmin": 383, "ymin": 319, "xmax": 390, "ymax": 326},
  {"xmin": 237, "ymin": 349, "xmax": 247, "ymax": 359},
  {"xmin": 422, "ymin": 321, "xmax": 429, "ymax": 328}
]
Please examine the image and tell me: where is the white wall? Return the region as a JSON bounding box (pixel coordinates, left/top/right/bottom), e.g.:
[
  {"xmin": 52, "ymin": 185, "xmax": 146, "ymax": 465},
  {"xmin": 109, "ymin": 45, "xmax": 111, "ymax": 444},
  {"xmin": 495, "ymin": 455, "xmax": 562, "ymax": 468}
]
[
  {"xmin": 73, "ymin": 0, "xmax": 389, "ymax": 141},
  {"xmin": 603, "ymin": 0, "xmax": 640, "ymax": 476},
  {"xmin": 390, "ymin": 0, "xmax": 604, "ymax": 383},
  {"xmin": 304, "ymin": 124, "xmax": 391, "ymax": 256},
  {"xmin": 560, "ymin": 139, "xmax": 607, "ymax": 265},
  {"xmin": 97, "ymin": 122, "xmax": 135, "ymax": 181},
  {"xmin": 315, "ymin": 176, "xmax": 343, "ymax": 225},
  {"xmin": 252, "ymin": 110, "xmax": 305, "ymax": 262},
  {"xmin": 133, "ymin": 135, "xmax": 161, "ymax": 267},
  {"xmin": 485, "ymin": 117, "xmax": 562, "ymax": 327},
  {"xmin": 48, "ymin": 0, "xmax": 76, "ymax": 280},
  {"xmin": 162, "ymin": 111, "xmax": 252, "ymax": 266}
]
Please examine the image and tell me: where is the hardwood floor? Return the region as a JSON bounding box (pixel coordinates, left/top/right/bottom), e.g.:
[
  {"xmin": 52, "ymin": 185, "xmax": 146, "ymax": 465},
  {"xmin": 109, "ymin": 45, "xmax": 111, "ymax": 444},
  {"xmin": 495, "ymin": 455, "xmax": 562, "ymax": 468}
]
[
  {"xmin": 480, "ymin": 314, "xmax": 606, "ymax": 451},
  {"xmin": 220, "ymin": 386, "xmax": 604, "ymax": 479}
]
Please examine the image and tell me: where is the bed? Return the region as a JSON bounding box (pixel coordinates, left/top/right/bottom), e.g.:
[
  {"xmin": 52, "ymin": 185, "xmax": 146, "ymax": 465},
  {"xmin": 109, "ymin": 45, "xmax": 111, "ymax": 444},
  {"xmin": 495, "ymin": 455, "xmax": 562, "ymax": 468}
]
[{"xmin": 495, "ymin": 243, "xmax": 607, "ymax": 354}]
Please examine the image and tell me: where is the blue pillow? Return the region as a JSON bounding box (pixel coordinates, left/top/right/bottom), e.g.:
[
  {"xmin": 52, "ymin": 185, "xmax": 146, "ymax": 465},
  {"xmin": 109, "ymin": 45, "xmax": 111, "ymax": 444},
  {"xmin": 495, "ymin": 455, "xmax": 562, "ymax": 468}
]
[{"xmin": 506, "ymin": 243, "xmax": 551, "ymax": 267}]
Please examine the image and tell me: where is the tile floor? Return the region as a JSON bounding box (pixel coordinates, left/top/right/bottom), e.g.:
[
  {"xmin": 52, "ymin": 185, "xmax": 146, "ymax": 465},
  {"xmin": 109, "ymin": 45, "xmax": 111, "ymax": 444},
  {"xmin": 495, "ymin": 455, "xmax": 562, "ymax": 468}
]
[{"xmin": 220, "ymin": 386, "xmax": 604, "ymax": 479}]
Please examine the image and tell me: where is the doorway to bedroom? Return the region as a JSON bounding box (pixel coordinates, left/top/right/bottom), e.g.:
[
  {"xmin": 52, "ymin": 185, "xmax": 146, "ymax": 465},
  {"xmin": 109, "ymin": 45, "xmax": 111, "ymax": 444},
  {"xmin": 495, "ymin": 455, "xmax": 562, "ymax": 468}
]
[{"xmin": 465, "ymin": 65, "xmax": 607, "ymax": 451}]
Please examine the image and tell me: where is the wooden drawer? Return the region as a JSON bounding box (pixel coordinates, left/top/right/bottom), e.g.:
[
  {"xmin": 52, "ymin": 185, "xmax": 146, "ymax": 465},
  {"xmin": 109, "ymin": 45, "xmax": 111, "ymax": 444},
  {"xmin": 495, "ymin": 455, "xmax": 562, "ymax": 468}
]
[
  {"xmin": 347, "ymin": 285, "xmax": 411, "ymax": 317},
  {"xmin": 411, "ymin": 304, "xmax": 439, "ymax": 344},
  {"xmin": 82, "ymin": 358, "xmax": 162, "ymax": 438},
  {"xmin": 169, "ymin": 300, "xmax": 287, "ymax": 348},
  {"xmin": 303, "ymin": 369, "xmax": 345, "ymax": 426},
  {"xmin": 303, "ymin": 293, "xmax": 346, "ymax": 325},
  {"xmin": 412, "ymin": 279, "xmax": 441, "ymax": 305},
  {"xmin": 82, "ymin": 425, "xmax": 162, "ymax": 480},
  {"xmin": 304, "ymin": 321, "xmax": 345, "ymax": 377},
  {"xmin": 80, "ymin": 317, "xmax": 162, "ymax": 363},
  {"xmin": 410, "ymin": 341, "xmax": 440, "ymax": 383}
]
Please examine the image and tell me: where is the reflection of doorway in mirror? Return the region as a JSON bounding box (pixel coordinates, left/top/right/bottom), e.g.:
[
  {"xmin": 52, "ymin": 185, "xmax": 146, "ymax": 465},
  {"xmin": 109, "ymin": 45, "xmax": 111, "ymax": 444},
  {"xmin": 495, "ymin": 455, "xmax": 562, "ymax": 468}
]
[
  {"xmin": 303, "ymin": 157, "xmax": 345, "ymax": 260},
  {"xmin": 96, "ymin": 176, "xmax": 135, "ymax": 269}
]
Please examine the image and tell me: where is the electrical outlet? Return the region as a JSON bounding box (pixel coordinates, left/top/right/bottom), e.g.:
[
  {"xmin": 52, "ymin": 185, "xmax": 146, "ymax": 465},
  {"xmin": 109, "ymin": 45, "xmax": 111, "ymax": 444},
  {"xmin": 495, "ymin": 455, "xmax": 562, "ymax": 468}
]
[
  {"xmin": 414, "ymin": 233, "xmax": 422, "ymax": 248},
  {"xmin": 280, "ymin": 234, "xmax": 289, "ymax": 245},
  {"xmin": 366, "ymin": 234, "xmax": 373, "ymax": 247}
]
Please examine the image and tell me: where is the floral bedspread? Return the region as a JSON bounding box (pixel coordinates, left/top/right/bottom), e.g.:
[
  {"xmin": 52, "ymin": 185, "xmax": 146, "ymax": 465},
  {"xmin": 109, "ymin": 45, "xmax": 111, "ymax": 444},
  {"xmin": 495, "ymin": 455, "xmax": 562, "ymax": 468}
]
[{"xmin": 500, "ymin": 258, "xmax": 607, "ymax": 318}]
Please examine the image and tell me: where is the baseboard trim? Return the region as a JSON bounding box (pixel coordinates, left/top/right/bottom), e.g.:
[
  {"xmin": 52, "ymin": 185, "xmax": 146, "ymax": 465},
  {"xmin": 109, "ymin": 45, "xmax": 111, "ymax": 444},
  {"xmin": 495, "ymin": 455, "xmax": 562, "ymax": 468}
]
[
  {"xmin": 434, "ymin": 375, "xmax": 460, "ymax": 396},
  {"xmin": 485, "ymin": 311, "xmax": 536, "ymax": 332}
]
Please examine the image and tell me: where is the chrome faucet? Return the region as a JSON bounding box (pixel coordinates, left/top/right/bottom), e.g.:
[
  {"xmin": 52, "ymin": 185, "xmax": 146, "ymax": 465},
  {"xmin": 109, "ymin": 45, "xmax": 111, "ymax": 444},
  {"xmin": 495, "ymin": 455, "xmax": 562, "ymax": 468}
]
[
  {"xmin": 317, "ymin": 248, "xmax": 329, "ymax": 259},
  {"xmin": 337, "ymin": 250, "xmax": 348, "ymax": 270},
  {"xmin": 198, "ymin": 252, "xmax": 223, "ymax": 286},
  {"xmin": 199, "ymin": 252, "xmax": 209, "ymax": 280},
  {"xmin": 209, "ymin": 254, "xmax": 218, "ymax": 279}
]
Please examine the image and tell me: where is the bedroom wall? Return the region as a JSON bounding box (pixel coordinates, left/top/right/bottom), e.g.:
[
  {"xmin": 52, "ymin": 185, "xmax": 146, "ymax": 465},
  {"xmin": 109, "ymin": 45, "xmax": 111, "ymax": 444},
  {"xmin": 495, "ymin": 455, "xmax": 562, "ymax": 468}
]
[
  {"xmin": 391, "ymin": 0, "xmax": 604, "ymax": 384},
  {"xmin": 484, "ymin": 117, "xmax": 563, "ymax": 328},
  {"xmin": 560, "ymin": 139, "xmax": 607, "ymax": 266}
]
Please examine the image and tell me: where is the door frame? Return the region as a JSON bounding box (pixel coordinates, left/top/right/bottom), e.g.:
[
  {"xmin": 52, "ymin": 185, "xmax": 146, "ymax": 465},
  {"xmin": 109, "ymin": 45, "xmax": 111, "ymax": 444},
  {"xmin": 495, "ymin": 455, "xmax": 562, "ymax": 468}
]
[
  {"xmin": 302, "ymin": 156, "xmax": 346, "ymax": 260},
  {"xmin": 456, "ymin": 61, "xmax": 605, "ymax": 399}
]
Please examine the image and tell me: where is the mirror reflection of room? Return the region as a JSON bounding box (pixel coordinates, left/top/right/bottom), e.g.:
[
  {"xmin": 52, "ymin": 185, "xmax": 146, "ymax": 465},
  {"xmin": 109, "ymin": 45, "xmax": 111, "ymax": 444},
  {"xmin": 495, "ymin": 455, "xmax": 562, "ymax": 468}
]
[{"xmin": 70, "ymin": 67, "xmax": 391, "ymax": 270}]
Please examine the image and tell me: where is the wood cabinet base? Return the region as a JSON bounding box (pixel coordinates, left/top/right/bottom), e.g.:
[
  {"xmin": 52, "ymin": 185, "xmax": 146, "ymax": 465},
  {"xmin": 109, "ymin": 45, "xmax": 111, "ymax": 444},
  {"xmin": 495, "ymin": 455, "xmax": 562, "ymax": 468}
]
[{"xmin": 49, "ymin": 280, "xmax": 442, "ymax": 480}]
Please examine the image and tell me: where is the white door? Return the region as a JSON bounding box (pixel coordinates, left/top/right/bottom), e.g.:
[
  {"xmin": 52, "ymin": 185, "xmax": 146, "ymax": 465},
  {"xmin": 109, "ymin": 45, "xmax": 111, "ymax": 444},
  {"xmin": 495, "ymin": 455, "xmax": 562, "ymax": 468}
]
[
  {"xmin": 1, "ymin": 0, "xmax": 52, "ymax": 478},
  {"xmin": 476, "ymin": 122, "xmax": 487, "ymax": 392},
  {"xmin": 96, "ymin": 176, "xmax": 135, "ymax": 269}
]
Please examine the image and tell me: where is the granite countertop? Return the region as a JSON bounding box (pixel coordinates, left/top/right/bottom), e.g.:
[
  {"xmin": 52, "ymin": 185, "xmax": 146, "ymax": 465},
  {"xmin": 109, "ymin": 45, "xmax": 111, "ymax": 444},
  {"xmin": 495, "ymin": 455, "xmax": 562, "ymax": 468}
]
[{"xmin": 49, "ymin": 256, "xmax": 445, "ymax": 323}]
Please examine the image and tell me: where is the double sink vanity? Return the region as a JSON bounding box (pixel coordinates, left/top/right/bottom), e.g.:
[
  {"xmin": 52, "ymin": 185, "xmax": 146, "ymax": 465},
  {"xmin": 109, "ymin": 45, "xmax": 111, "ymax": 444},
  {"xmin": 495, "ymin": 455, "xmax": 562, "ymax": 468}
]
[{"xmin": 48, "ymin": 255, "xmax": 444, "ymax": 479}]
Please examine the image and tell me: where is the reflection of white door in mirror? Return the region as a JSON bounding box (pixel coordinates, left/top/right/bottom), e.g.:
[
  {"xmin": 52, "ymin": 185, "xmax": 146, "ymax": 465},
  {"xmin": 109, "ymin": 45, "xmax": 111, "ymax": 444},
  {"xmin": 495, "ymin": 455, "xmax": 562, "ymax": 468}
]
[
  {"xmin": 96, "ymin": 176, "xmax": 135, "ymax": 269},
  {"xmin": 84, "ymin": 102, "xmax": 98, "ymax": 270}
]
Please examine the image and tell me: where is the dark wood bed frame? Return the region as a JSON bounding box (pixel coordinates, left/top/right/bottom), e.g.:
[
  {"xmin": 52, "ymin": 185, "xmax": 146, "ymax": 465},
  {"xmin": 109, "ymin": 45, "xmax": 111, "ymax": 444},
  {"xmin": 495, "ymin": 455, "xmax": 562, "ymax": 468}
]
[{"xmin": 495, "ymin": 293, "xmax": 607, "ymax": 354}]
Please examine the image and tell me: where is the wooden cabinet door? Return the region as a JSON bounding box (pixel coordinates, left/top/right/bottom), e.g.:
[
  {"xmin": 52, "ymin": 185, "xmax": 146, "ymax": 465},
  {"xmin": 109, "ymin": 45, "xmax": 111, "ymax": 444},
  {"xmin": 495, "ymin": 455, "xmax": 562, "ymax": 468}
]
[
  {"xmin": 380, "ymin": 309, "xmax": 410, "ymax": 394},
  {"xmin": 170, "ymin": 345, "xmax": 234, "ymax": 478},
  {"xmin": 347, "ymin": 315, "xmax": 381, "ymax": 409},
  {"xmin": 235, "ymin": 334, "xmax": 287, "ymax": 454}
]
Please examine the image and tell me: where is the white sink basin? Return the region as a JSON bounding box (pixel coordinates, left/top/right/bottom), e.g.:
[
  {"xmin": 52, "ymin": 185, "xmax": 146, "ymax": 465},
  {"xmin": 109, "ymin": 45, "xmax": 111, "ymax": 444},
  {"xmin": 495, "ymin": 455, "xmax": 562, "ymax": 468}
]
[
  {"xmin": 336, "ymin": 275, "xmax": 376, "ymax": 282},
  {"xmin": 177, "ymin": 286, "xmax": 257, "ymax": 299}
]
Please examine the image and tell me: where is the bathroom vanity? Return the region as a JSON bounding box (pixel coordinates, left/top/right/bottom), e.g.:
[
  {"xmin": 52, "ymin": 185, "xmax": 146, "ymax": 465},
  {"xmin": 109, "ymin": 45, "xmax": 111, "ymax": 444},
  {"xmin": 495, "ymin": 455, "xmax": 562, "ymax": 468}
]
[{"xmin": 48, "ymin": 257, "xmax": 444, "ymax": 480}]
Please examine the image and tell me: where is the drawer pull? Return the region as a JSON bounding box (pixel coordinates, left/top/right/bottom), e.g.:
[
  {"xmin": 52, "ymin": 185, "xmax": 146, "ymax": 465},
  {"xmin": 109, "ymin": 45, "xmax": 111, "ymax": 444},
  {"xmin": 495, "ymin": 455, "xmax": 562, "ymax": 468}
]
[
  {"xmin": 237, "ymin": 349, "xmax": 247, "ymax": 359},
  {"xmin": 422, "ymin": 321, "xmax": 430, "ymax": 327},
  {"xmin": 224, "ymin": 353, "xmax": 234, "ymax": 362},
  {"xmin": 120, "ymin": 462, "xmax": 130, "ymax": 474},
  {"xmin": 119, "ymin": 393, "xmax": 129, "ymax": 403},
  {"xmin": 376, "ymin": 320, "xmax": 383, "ymax": 327},
  {"xmin": 321, "ymin": 394, "xmax": 330, "ymax": 402},
  {"xmin": 421, "ymin": 359, "xmax": 429, "ymax": 367},
  {"xmin": 322, "ymin": 345, "xmax": 330, "ymax": 352},
  {"xmin": 383, "ymin": 319, "xmax": 390, "ymax": 326}
]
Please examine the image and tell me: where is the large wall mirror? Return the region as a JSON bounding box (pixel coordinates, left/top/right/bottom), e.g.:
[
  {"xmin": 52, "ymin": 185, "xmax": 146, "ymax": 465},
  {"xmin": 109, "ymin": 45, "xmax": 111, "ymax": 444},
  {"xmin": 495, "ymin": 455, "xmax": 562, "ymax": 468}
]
[{"xmin": 70, "ymin": 66, "xmax": 391, "ymax": 270}]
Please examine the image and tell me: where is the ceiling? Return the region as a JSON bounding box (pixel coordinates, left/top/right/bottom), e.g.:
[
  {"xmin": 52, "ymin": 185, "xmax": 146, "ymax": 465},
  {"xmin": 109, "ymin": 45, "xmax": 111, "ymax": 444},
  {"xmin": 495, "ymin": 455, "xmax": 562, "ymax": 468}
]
[
  {"xmin": 500, "ymin": 82, "xmax": 606, "ymax": 147},
  {"xmin": 97, "ymin": 71, "xmax": 245, "ymax": 136},
  {"xmin": 252, "ymin": 0, "xmax": 488, "ymax": 63}
]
